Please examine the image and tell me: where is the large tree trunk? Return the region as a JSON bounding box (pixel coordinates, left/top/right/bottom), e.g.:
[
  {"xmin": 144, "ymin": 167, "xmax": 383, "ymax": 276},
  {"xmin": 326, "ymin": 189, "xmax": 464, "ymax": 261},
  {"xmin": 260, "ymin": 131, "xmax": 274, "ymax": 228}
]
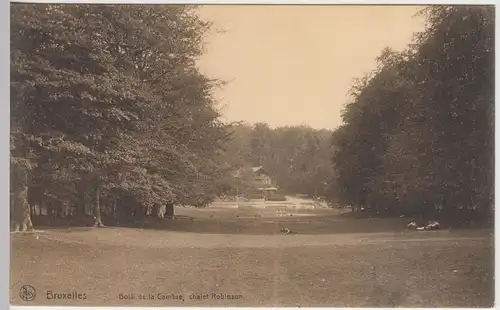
[
  {"xmin": 76, "ymin": 181, "xmax": 89, "ymax": 220},
  {"xmin": 11, "ymin": 163, "xmax": 34, "ymax": 232},
  {"xmin": 153, "ymin": 202, "xmax": 165, "ymax": 218},
  {"xmin": 165, "ymin": 203, "xmax": 174, "ymax": 217},
  {"xmin": 93, "ymin": 183, "xmax": 105, "ymax": 228},
  {"xmin": 11, "ymin": 181, "xmax": 34, "ymax": 232}
]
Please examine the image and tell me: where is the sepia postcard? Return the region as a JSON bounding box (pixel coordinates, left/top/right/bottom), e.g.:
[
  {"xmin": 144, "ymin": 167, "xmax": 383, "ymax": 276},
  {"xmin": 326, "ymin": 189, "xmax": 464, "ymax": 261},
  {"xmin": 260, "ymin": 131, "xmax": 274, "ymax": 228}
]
[{"xmin": 9, "ymin": 3, "xmax": 495, "ymax": 308}]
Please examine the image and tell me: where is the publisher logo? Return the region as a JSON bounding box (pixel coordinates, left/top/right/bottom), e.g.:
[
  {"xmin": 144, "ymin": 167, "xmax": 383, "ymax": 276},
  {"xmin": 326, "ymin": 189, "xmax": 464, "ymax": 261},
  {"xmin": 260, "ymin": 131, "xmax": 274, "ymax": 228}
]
[{"xmin": 19, "ymin": 285, "xmax": 36, "ymax": 301}]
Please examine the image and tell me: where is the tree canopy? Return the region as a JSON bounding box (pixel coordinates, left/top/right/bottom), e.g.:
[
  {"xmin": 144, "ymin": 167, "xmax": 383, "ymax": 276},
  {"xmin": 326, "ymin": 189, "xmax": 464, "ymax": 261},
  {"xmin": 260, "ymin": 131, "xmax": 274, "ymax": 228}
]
[
  {"xmin": 10, "ymin": 4, "xmax": 231, "ymax": 229},
  {"xmin": 328, "ymin": 6, "xmax": 494, "ymax": 222}
]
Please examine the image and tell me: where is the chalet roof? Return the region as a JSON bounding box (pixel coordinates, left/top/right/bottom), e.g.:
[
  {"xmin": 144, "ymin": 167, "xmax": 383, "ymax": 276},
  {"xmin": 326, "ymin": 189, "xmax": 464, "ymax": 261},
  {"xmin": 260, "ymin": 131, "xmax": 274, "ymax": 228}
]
[
  {"xmin": 251, "ymin": 166, "xmax": 263, "ymax": 173},
  {"xmin": 234, "ymin": 166, "xmax": 269, "ymax": 178}
]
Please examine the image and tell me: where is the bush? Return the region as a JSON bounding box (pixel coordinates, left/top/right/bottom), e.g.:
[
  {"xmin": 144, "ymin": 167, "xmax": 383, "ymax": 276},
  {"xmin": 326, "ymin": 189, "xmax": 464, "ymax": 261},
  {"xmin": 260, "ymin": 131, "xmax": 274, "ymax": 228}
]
[
  {"xmin": 266, "ymin": 194, "xmax": 287, "ymax": 201},
  {"xmin": 248, "ymin": 193, "xmax": 264, "ymax": 200}
]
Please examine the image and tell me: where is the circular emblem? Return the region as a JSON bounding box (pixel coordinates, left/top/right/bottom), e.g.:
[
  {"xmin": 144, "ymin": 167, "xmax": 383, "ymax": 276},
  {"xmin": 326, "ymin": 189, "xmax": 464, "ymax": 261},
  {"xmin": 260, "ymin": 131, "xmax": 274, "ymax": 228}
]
[{"xmin": 19, "ymin": 285, "xmax": 36, "ymax": 301}]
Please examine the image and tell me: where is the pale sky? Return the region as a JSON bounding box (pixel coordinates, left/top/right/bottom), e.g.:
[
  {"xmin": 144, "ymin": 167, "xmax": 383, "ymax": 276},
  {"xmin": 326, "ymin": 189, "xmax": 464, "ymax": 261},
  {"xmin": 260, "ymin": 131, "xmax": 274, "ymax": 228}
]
[{"xmin": 196, "ymin": 5, "xmax": 426, "ymax": 130}]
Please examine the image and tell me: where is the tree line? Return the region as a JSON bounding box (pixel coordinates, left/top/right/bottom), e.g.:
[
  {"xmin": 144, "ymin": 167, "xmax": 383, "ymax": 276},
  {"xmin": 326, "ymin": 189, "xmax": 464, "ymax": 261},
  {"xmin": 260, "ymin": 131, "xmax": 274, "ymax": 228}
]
[
  {"xmin": 10, "ymin": 4, "xmax": 232, "ymax": 230},
  {"xmin": 218, "ymin": 122, "xmax": 334, "ymax": 198},
  {"xmin": 327, "ymin": 6, "xmax": 494, "ymax": 223}
]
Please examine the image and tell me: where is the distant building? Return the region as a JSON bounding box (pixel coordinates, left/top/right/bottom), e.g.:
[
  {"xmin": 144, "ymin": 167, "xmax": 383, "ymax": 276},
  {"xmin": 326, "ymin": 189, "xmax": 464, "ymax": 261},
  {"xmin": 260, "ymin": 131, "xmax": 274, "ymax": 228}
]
[
  {"xmin": 251, "ymin": 166, "xmax": 274, "ymax": 187},
  {"xmin": 233, "ymin": 166, "xmax": 278, "ymax": 199}
]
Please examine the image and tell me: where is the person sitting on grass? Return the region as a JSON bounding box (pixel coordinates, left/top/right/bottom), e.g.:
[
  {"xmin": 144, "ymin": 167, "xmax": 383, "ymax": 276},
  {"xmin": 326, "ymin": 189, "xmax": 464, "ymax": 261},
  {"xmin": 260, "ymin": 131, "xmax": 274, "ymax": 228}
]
[{"xmin": 280, "ymin": 227, "xmax": 296, "ymax": 234}]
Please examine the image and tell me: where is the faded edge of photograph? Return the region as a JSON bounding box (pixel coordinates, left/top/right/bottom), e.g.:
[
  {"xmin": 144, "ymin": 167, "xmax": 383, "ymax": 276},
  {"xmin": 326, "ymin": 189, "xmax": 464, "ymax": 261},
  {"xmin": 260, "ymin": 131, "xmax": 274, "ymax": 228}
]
[{"xmin": 9, "ymin": 3, "xmax": 494, "ymax": 308}]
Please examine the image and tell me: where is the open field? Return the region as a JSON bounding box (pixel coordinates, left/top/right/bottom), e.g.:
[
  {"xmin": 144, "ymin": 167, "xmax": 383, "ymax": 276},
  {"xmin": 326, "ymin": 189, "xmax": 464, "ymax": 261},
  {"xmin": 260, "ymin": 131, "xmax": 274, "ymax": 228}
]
[{"xmin": 10, "ymin": 205, "xmax": 494, "ymax": 307}]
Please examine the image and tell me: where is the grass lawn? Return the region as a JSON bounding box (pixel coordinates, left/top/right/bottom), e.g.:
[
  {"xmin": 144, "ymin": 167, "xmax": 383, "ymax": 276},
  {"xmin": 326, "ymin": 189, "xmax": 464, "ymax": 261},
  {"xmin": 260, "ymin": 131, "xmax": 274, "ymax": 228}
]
[{"xmin": 10, "ymin": 208, "xmax": 494, "ymax": 307}]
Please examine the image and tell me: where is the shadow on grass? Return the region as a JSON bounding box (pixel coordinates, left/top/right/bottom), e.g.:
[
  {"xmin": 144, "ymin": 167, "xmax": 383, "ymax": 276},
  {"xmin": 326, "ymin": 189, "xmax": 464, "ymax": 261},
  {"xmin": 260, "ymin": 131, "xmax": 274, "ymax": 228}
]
[{"xmin": 30, "ymin": 210, "xmax": 493, "ymax": 236}]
